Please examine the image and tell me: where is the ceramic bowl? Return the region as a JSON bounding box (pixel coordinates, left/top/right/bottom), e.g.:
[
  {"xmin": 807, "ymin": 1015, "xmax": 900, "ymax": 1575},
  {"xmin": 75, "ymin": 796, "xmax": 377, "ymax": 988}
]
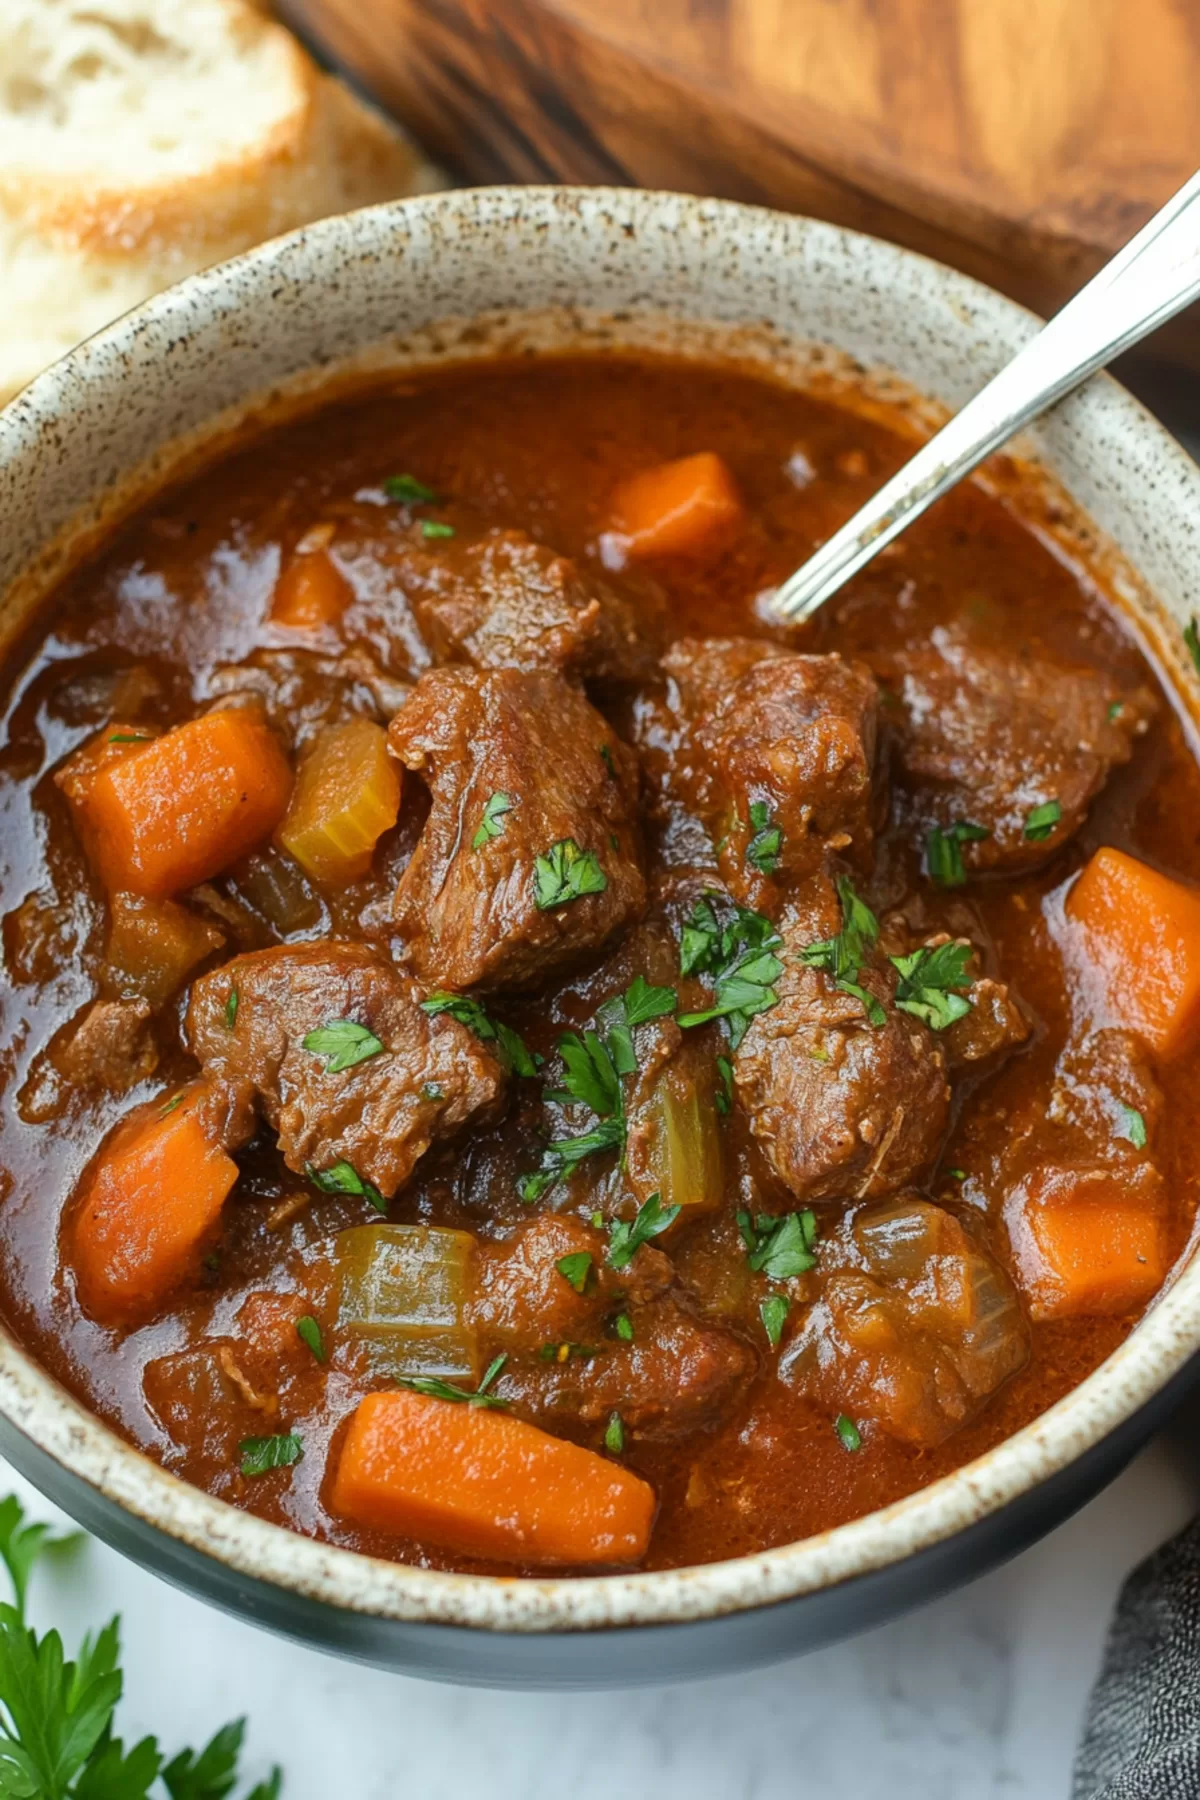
[{"xmin": 1, "ymin": 187, "xmax": 1199, "ymax": 1688}]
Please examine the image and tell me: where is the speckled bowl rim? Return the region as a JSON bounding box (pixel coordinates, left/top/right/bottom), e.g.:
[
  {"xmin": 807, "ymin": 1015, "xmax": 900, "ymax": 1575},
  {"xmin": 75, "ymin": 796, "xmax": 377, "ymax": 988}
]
[{"xmin": 2, "ymin": 185, "xmax": 1200, "ymax": 1635}]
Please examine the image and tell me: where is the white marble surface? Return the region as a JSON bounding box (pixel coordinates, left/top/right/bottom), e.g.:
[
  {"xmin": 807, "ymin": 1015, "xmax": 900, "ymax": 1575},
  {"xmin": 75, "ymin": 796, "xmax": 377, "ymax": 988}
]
[{"xmin": 7, "ymin": 1388, "xmax": 1200, "ymax": 1800}]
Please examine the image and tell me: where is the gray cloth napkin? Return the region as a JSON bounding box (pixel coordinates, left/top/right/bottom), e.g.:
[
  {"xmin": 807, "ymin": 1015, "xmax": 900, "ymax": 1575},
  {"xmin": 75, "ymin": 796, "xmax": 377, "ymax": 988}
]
[{"xmin": 1074, "ymin": 1517, "xmax": 1200, "ymax": 1798}]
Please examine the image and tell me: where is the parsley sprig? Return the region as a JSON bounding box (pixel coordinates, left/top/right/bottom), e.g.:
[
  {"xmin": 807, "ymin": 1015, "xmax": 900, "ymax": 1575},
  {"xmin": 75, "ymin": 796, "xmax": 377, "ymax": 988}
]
[
  {"xmin": 1024, "ymin": 799, "xmax": 1063, "ymax": 842},
  {"xmin": 737, "ymin": 1208, "xmax": 819, "ymax": 1279},
  {"xmin": 0, "ymin": 1492, "xmax": 283, "ymax": 1798},
  {"xmin": 240, "ymin": 1434, "xmax": 303, "ymax": 1478},
  {"xmin": 926, "ymin": 820, "xmax": 990, "ymax": 887},
  {"xmin": 398, "ymin": 1353, "xmax": 508, "ymax": 1409},
  {"xmin": 533, "ymin": 838, "xmax": 608, "ymax": 910},
  {"xmin": 302, "ymin": 1019, "xmax": 385, "ymax": 1073},
  {"xmin": 307, "ymin": 1159, "xmax": 387, "ymax": 1214},
  {"xmin": 607, "ymin": 1192, "xmax": 681, "ymax": 1269},
  {"xmin": 745, "ymin": 801, "xmax": 784, "ymax": 876},
  {"xmin": 676, "ymin": 895, "xmax": 784, "ymax": 1048},
  {"xmin": 799, "ymin": 877, "xmax": 886, "ymax": 1026},
  {"xmin": 420, "ymin": 991, "xmax": 537, "ymax": 1078},
  {"xmin": 472, "ymin": 791, "xmax": 513, "ymax": 848},
  {"xmin": 891, "ymin": 941, "xmax": 974, "ymax": 1031}
]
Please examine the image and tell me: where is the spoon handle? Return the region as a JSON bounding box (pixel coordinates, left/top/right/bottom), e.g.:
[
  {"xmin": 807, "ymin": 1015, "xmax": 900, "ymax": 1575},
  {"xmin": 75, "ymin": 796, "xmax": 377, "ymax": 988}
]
[{"xmin": 769, "ymin": 168, "xmax": 1200, "ymax": 625}]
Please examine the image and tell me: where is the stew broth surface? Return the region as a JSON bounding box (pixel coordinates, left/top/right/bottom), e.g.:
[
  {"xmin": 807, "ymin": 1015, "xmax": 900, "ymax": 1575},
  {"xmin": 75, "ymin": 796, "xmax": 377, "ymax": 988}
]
[{"xmin": 1, "ymin": 354, "xmax": 1196, "ymax": 1575}]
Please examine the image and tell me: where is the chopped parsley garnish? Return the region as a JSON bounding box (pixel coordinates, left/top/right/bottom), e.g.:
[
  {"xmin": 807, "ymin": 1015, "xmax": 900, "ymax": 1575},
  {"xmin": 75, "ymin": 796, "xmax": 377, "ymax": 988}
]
[
  {"xmin": 760, "ymin": 1293, "xmax": 790, "ymax": 1348},
  {"xmin": 517, "ymin": 1119, "xmax": 625, "ymax": 1205},
  {"xmin": 604, "ymin": 1411, "xmax": 626, "ymax": 1454},
  {"xmin": 612, "ymin": 1311, "xmax": 634, "ymax": 1342},
  {"xmin": 307, "ymin": 1159, "xmax": 386, "ymax": 1214},
  {"xmin": 891, "ymin": 940, "xmax": 974, "ymax": 1031},
  {"xmin": 421, "ymin": 520, "xmax": 456, "ymax": 539},
  {"xmin": 556, "ymin": 1251, "xmax": 593, "ymax": 1293},
  {"xmin": 948, "ymin": 1167, "xmax": 967, "ymax": 1182},
  {"xmin": 302, "ymin": 1018, "xmax": 385, "ymax": 1073},
  {"xmin": 295, "ymin": 1315, "xmax": 325, "ymax": 1362},
  {"xmin": 472, "ymin": 790, "xmax": 513, "ymax": 848},
  {"xmin": 240, "ymin": 1433, "xmax": 303, "ymax": 1477},
  {"xmin": 800, "ymin": 877, "xmax": 886, "ymax": 1026},
  {"xmin": 224, "ymin": 985, "xmax": 239, "ymax": 1031},
  {"xmin": 398, "ymin": 1353, "xmax": 508, "ymax": 1409},
  {"xmin": 926, "ymin": 820, "xmax": 990, "ymax": 887},
  {"xmin": 383, "ymin": 473, "xmax": 438, "ymax": 504},
  {"xmin": 533, "ymin": 837, "xmax": 609, "ymax": 909},
  {"xmin": 745, "ymin": 800, "xmax": 784, "ymax": 875},
  {"xmin": 1118, "ymin": 1104, "xmax": 1148, "ymax": 1149},
  {"xmin": 596, "ymin": 973, "xmax": 677, "ymax": 1074},
  {"xmin": 599, "ymin": 743, "xmax": 616, "ymax": 777},
  {"xmin": 834, "ymin": 1415, "xmax": 862, "ymax": 1453},
  {"xmin": 737, "ymin": 1208, "xmax": 818, "ymax": 1279},
  {"xmin": 420, "ymin": 990, "xmax": 537, "ymax": 1078},
  {"xmin": 676, "ymin": 894, "xmax": 784, "ymax": 1048},
  {"xmin": 1024, "ymin": 799, "xmax": 1063, "ymax": 842},
  {"xmin": 1185, "ymin": 616, "xmax": 1200, "ymax": 678},
  {"xmin": 158, "ymin": 1090, "xmax": 186, "ymax": 1120},
  {"xmin": 714, "ymin": 1053, "xmax": 734, "ymax": 1116},
  {"xmin": 107, "ymin": 731, "xmax": 151, "ymax": 744},
  {"xmin": 1107, "ymin": 700, "xmax": 1125, "ymax": 722},
  {"xmin": 421, "ymin": 1081, "xmax": 444, "ymax": 1102},
  {"xmin": 555, "ymin": 1028, "xmax": 625, "ymax": 1118},
  {"xmin": 607, "ymin": 1191, "xmax": 681, "ymax": 1269}
]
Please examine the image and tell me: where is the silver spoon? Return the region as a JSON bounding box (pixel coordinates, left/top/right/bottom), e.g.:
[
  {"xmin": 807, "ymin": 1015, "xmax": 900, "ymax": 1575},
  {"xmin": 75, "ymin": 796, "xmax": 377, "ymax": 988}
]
[{"xmin": 769, "ymin": 168, "xmax": 1200, "ymax": 625}]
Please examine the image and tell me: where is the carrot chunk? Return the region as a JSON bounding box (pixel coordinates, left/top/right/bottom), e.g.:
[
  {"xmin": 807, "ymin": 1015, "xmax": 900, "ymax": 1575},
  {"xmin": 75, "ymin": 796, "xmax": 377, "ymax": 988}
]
[
  {"xmin": 1067, "ymin": 847, "xmax": 1200, "ymax": 1058},
  {"xmin": 57, "ymin": 710, "xmax": 293, "ymax": 899},
  {"xmin": 1006, "ymin": 1165, "xmax": 1167, "ymax": 1321},
  {"xmin": 278, "ymin": 718, "xmax": 401, "ymax": 887},
  {"xmin": 72, "ymin": 1091, "xmax": 239, "ymax": 1324},
  {"xmin": 104, "ymin": 892, "xmax": 225, "ymax": 1005},
  {"xmin": 331, "ymin": 1387, "xmax": 656, "ymax": 1566},
  {"xmin": 610, "ymin": 452, "xmax": 744, "ymax": 560},
  {"xmin": 269, "ymin": 548, "xmax": 351, "ymax": 629}
]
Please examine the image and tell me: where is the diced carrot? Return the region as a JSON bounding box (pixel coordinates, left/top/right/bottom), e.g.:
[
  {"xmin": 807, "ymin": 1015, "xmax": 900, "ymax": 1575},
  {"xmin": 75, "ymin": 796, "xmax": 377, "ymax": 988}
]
[
  {"xmin": 72, "ymin": 1090, "xmax": 239, "ymax": 1324},
  {"xmin": 331, "ymin": 1387, "xmax": 656, "ymax": 1566},
  {"xmin": 278, "ymin": 718, "xmax": 401, "ymax": 887},
  {"xmin": 1067, "ymin": 847, "xmax": 1200, "ymax": 1058},
  {"xmin": 610, "ymin": 452, "xmax": 744, "ymax": 560},
  {"xmin": 1006, "ymin": 1165, "xmax": 1167, "ymax": 1321},
  {"xmin": 269, "ymin": 548, "xmax": 351, "ymax": 629},
  {"xmin": 57, "ymin": 709, "xmax": 293, "ymax": 899},
  {"xmin": 105, "ymin": 892, "xmax": 225, "ymax": 1005}
]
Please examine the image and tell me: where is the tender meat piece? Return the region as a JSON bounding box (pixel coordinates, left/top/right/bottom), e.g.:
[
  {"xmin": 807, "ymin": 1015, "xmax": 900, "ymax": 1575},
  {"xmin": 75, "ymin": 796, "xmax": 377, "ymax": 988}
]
[
  {"xmin": 389, "ymin": 667, "xmax": 646, "ymax": 990},
  {"xmin": 53, "ymin": 999, "xmax": 159, "ymax": 1092},
  {"xmin": 876, "ymin": 625, "xmax": 1156, "ymax": 871},
  {"xmin": 1047, "ymin": 1027, "xmax": 1164, "ymax": 1144},
  {"xmin": 658, "ymin": 638, "xmax": 881, "ymax": 902},
  {"xmin": 187, "ymin": 941, "xmax": 505, "ymax": 1197},
  {"xmin": 734, "ymin": 884, "xmax": 950, "ymax": 1204},
  {"xmin": 471, "ymin": 1214, "xmax": 755, "ymax": 1439},
  {"xmin": 369, "ymin": 522, "xmax": 661, "ymax": 681},
  {"xmin": 782, "ymin": 1197, "xmax": 1030, "ymax": 1448},
  {"xmin": 205, "ymin": 646, "xmax": 412, "ymax": 750},
  {"xmin": 879, "ymin": 915, "xmax": 1030, "ymax": 1073}
]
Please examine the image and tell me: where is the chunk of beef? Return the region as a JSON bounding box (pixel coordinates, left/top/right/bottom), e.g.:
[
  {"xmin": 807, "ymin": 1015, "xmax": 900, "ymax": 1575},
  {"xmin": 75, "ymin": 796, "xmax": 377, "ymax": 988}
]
[
  {"xmin": 388, "ymin": 667, "xmax": 646, "ymax": 991},
  {"xmin": 876, "ymin": 625, "xmax": 1155, "ymax": 871},
  {"xmin": 205, "ymin": 646, "xmax": 412, "ymax": 751},
  {"xmin": 782, "ymin": 1197, "xmax": 1030, "ymax": 1448},
  {"xmin": 471, "ymin": 1214, "xmax": 755, "ymax": 1439},
  {"xmin": 657, "ymin": 638, "xmax": 881, "ymax": 903},
  {"xmin": 734, "ymin": 883, "xmax": 950, "ymax": 1203},
  {"xmin": 368, "ymin": 522, "xmax": 661, "ymax": 681},
  {"xmin": 187, "ymin": 941, "xmax": 505, "ymax": 1196},
  {"xmin": 20, "ymin": 998, "xmax": 160, "ymax": 1124},
  {"xmin": 878, "ymin": 913, "xmax": 1030, "ymax": 1073}
]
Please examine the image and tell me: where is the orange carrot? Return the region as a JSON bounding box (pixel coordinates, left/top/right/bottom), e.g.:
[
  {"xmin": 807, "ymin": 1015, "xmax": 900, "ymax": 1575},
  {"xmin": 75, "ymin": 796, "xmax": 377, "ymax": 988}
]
[
  {"xmin": 1007, "ymin": 1166, "xmax": 1166, "ymax": 1321},
  {"xmin": 57, "ymin": 709, "xmax": 293, "ymax": 898},
  {"xmin": 72, "ymin": 1090, "xmax": 239, "ymax": 1323},
  {"xmin": 105, "ymin": 892, "xmax": 225, "ymax": 1004},
  {"xmin": 270, "ymin": 549, "xmax": 351, "ymax": 629},
  {"xmin": 610, "ymin": 451, "xmax": 744, "ymax": 560},
  {"xmin": 278, "ymin": 718, "xmax": 401, "ymax": 886},
  {"xmin": 331, "ymin": 1387, "xmax": 656, "ymax": 1566},
  {"xmin": 1067, "ymin": 846, "xmax": 1200, "ymax": 1058}
]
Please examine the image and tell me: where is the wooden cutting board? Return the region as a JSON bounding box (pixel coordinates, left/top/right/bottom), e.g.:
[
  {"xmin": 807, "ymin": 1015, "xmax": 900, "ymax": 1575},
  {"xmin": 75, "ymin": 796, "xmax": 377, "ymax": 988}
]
[{"xmin": 283, "ymin": 0, "xmax": 1200, "ymax": 350}]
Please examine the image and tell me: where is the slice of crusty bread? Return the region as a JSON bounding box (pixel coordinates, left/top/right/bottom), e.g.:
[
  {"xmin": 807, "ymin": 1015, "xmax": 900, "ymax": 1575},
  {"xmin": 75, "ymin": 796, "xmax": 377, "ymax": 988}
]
[{"xmin": 0, "ymin": 0, "xmax": 442, "ymax": 403}]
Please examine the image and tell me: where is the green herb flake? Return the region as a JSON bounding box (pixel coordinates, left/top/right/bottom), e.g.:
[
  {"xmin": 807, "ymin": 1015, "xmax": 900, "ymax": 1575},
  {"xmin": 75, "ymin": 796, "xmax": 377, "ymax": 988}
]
[
  {"xmin": 556, "ymin": 1251, "xmax": 593, "ymax": 1294},
  {"xmin": 613, "ymin": 1311, "xmax": 634, "ymax": 1342},
  {"xmin": 307, "ymin": 1159, "xmax": 387, "ymax": 1214},
  {"xmin": 302, "ymin": 1018, "xmax": 385, "ymax": 1073},
  {"xmin": 834, "ymin": 1414, "xmax": 862, "ymax": 1453},
  {"xmin": 383, "ymin": 472, "xmax": 439, "ymax": 504},
  {"xmin": 604, "ymin": 1411, "xmax": 626, "ymax": 1455},
  {"xmin": 295, "ymin": 1315, "xmax": 326, "ymax": 1362},
  {"xmin": 1024, "ymin": 799, "xmax": 1063, "ymax": 842},
  {"xmin": 517, "ymin": 1117, "xmax": 625, "ymax": 1204},
  {"xmin": 157, "ymin": 1090, "xmax": 186, "ymax": 1120},
  {"xmin": 760, "ymin": 1293, "xmax": 790, "ymax": 1348},
  {"xmin": 1118, "ymin": 1104, "xmax": 1148, "ymax": 1149},
  {"xmin": 240, "ymin": 1432, "xmax": 303, "ymax": 1477},
  {"xmin": 1185, "ymin": 616, "xmax": 1200, "ymax": 678},
  {"xmin": 533, "ymin": 837, "xmax": 609, "ymax": 910},
  {"xmin": 714, "ymin": 1053, "xmax": 735, "ymax": 1116},
  {"xmin": 599, "ymin": 743, "xmax": 616, "ymax": 777},
  {"xmin": 421, "ymin": 1081, "xmax": 444, "ymax": 1102},
  {"xmin": 1107, "ymin": 700, "xmax": 1124, "ymax": 722},
  {"xmin": 799, "ymin": 877, "xmax": 890, "ymax": 1025},
  {"xmin": 926, "ymin": 820, "xmax": 990, "ymax": 888},
  {"xmin": 224, "ymin": 985, "xmax": 239, "ymax": 1031},
  {"xmin": 421, "ymin": 520, "xmax": 456, "ymax": 540},
  {"xmin": 737, "ymin": 1208, "xmax": 819, "ymax": 1280},
  {"xmin": 948, "ymin": 1167, "xmax": 967, "ymax": 1181},
  {"xmin": 420, "ymin": 990, "xmax": 537, "ymax": 1078},
  {"xmin": 608, "ymin": 1191, "xmax": 681, "ymax": 1270},
  {"xmin": 890, "ymin": 940, "xmax": 974, "ymax": 1032},
  {"xmin": 398, "ymin": 1352, "xmax": 509, "ymax": 1409},
  {"xmin": 745, "ymin": 800, "xmax": 784, "ymax": 876},
  {"xmin": 676, "ymin": 894, "xmax": 784, "ymax": 1049},
  {"xmin": 107, "ymin": 731, "xmax": 152, "ymax": 745},
  {"xmin": 472, "ymin": 790, "xmax": 513, "ymax": 849}
]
